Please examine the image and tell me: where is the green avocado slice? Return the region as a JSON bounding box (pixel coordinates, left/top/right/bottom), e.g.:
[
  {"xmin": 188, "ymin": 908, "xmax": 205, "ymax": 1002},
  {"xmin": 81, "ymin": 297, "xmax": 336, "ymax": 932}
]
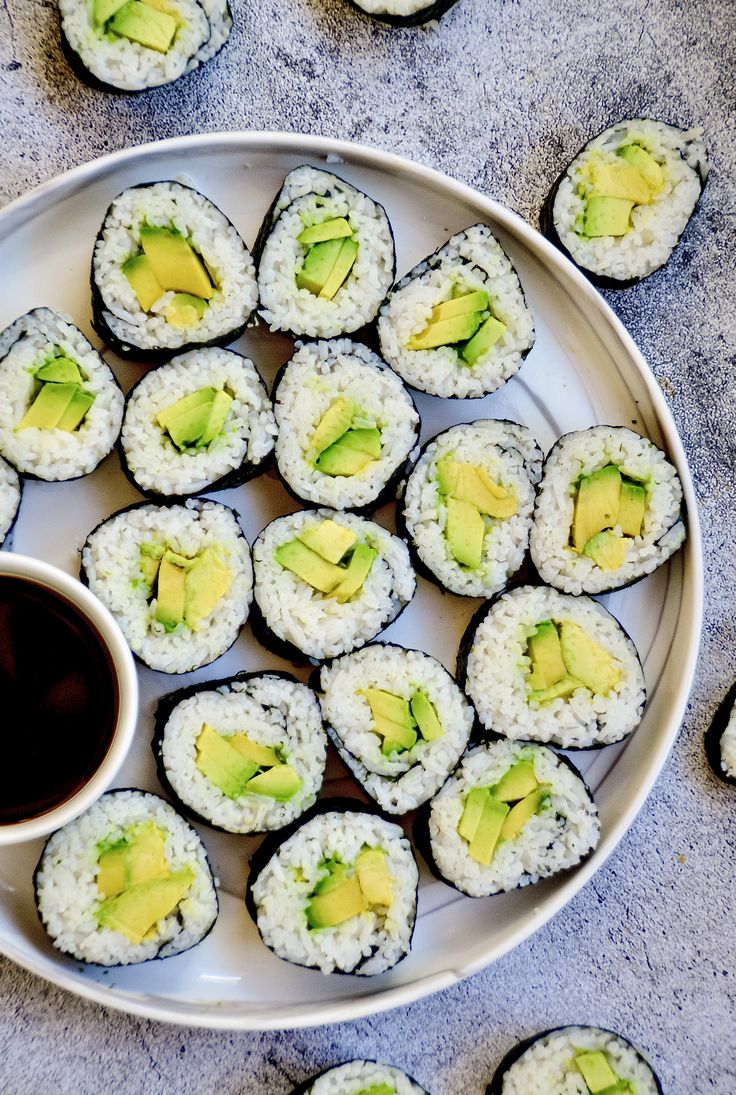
[
  {"xmin": 332, "ymin": 543, "xmax": 377, "ymax": 603},
  {"xmin": 437, "ymin": 456, "xmax": 517, "ymax": 518},
  {"xmin": 36, "ymin": 356, "xmax": 83, "ymax": 384},
  {"xmin": 164, "ymin": 293, "xmax": 208, "ymax": 328},
  {"xmin": 93, "ymin": 0, "xmax": 129, "ymax": 23},
  {"xmin": 410, "ymin": 690, "xmax": 444, "ymax": 742},
  {"xmin": 406, "ymin": 311, "xmax": 483, "ymax": 351},
  {"xmin": 97, "ymin": 822, "xmax": 169, "ymax": 898},
  {"xmin": 228, "ymin": 732, "xmax": 279, "ymax": 769},
  {"xmin": 457, "ymin": 786, "xmax": 489, "ymax": 843},
  {"xmin": 139, "ymin": 226, "xmax": 213, "ymax": 298},
  {"xmin": 354, "ymin": 1085, "xmax": 395, "ymax": 1095},
  {"xmin": 571, "ymin": 464, "xmax": 621, "ymax": 551},
  {"xmin": 583, "ymin": 529, "xmax": 628, "ymax": 571},
  {"xmin": 296, "ymin": 238, "xmax": 343, "ymax": 295},
  {"xmin": 123, "ymin": 253, "xmax": 164, "ymax": 312},
  {"xmin": 306, "ymin": 876, "xmax": 368, "ymax": 929},
  {"xmin": 460, "ymin": 314, "xmax": 507, "ymax": 365},
  {"xmin": 108, "ymin": 1, "xmax": 178, "ymax": 53},
  {"xmin": 492, "ymin": 759, "xmax": 538, "ymax": 803},
  {"xmin": 582, "ymin": 195, "xmax": 634, "ymax": 237},
  {"xmin": 197, "ymin": 390, "xmax": 233, "ymax": 447},
  {"xmin": 575, "ymin": 1050, "xmax": 619, "ymax": 1093},
  {"xmin": 297, "ymin": 218, "xmax": 353, "ymax": 246},
  {"xmin": 445, "ymin": 496, "xmax": 485, "ymax": 569},
  {"xmin": 56, "ymin": 388, "xmax": 95, "ymax": 432},
  {"xmin": 155, "ymin": 556, "xmax": 186, "ymax": 630},
  {"xmin": 618, "ymin": 479, "xmax": 646, "ymax": 537},
  {"xmin": 528, "ymin": 675, "xmax": 581, "ymax": 704},
  {"xmin": 318, "ymin": 237, "xmax": 359, "ymax": 300},
  {"xmin": 275, "ymin": 539, "xmax": 344, "ymax": 593},
  {"xmin": 297, "ymin": 519, "xmax": 357, "ymax": 564},
  {"xmin": 355, "ymin": 847, "xmax": 393, "ymax": 906},
  {"xmin": 431, "ymin": 290, "xmax": 490, "ymax": 321},
  {"xmin": 559, "ymin": 620, "xmax": 620, "ymax": 695},
  {"xmin": 195, "ymin": 724, "xmax": 259, "ymax": 799},
  {"xmin": 17, "ymin": 382, "xmax": 81, "ymax": 431},
  {"xmin": 184, "ymin": 547, "xmax": 233, "ymax": 629},
  {"xmin": 310, "ymin": 398, "xmax": 355, "ymax": 456},
  {"xmin": 499, "ymin": 786, "xmax": 550, "ymax": 841},
  {"xmin": 96, "ymin": 868, "xmax": 195, "ymax": 944},
  {"xmin": 468, "ymin": 796, "xmax": 509, "ymax": 865},
  {"xmin": 245, "ymin": 765, "xmax": 302, "ymax": 800},
  {"xmin": 527, "ymin": 620, "xmax": 566, "ymax": 690},
  {"xmin": 617, "ymin": 144, "xmax": 665, "ymax": 192},
  {"xmin": 587, "ymin": 158, "xmax": 655, "ymax": 205}
]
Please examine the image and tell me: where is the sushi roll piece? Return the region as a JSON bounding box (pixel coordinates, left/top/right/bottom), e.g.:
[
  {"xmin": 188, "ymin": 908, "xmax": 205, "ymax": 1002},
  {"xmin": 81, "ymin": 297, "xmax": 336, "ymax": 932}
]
[
  {"xmin": 92, "ymin": 181, "xmax": 257, "ymax": 363},
  {"xmin": 0, "ymin": 457, "xmax": 21, "ymax": 548},
  {"xmin": 246, "ymin": 801, "xmax": 419, "ymax": 976},
  {"xmin": 530, "ymin": 426, "xmax": 686, "ymax": 595},
  {"xmin": 59, "ymin": 0, "xmax": 212, "ymax": 93},
  {"xmin": 255, "ymin": 166, "xmax": 395, "ymax": 339},
  {"xmin": 347, "ymin": 0, "xmax": 459, "ymax": 27},
  {"xmin": 273, "ymin": 339, "xmax": 420, "ymax": 513},
  {"xmin": 153, "ymin": 671, "xmax": 328, "ymax": 832},
  {"xmin": 418, "ymin": 741, "xmax": 599, "ymax": 897},
  {"xmin": 252, "ymin": 509, "xmax": 416, "ymax": 664},
  {"xmin": 81, "ymin": 497, "xmax": 252, "ymax": 673},
  {"xmin": 34, "ymin": 789, "xmax": 218, "ymax": 966},
  {"xmin": 316, "ymin": 644, "xmax": 476, "ymax": 815},
  {"xmin": 292, "ymin": 1061, "xmax": 428, "ymax": 1094},
  {"xmin": 487, "ymin": 1026, "xmax": 663, "ymax": 1094},
  {"xmin": 0, "ymin": 308, "xmax": 123, "ymax": 482},
  {"xmin": 184, "ymin": 0, "xmax": 233, "ymax": 73},
  {"xmin": 705, "ymin": 680, "xmax": 736, "ymax": 787},
  {"xmin": 120, "ymin": 347, "xmax": 276, "ymax": 497},
  {"xmin": 541, "ymin": 118, "xmax": 708, "ymax": 288},
  {"xmin": 459, "ymin": 585, "xmax": 646, "ymax": 750},
  {"xmin": 377, "ymin": 224, "xmax": 535, "ymax": 399},
  {"xmin": 399, "ymin": 420, "xmax": 542, "ymax": 597}
]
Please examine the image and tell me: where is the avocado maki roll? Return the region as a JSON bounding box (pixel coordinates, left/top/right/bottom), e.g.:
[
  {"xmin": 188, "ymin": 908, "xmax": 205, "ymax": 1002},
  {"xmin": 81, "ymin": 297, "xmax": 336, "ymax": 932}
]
[
  {"xmin": 246, "ymin": 802, "xmax": 419, "ymax": 976},
  {"xmin": 0, "ymin": 308, "xmax": 124, "ymax": 482},
  {"xmin": 705, "ymin": 680, "xmax": 736, "ymax": 787},
  {"xmin": 81, "ymin": 497, "xmax": 252, "ymax": 673},
  {"xmin": 530, "ymin": 426, "xmax": 686, "ymax": 595},
  {"xmin": 293, "ymin": 1061, "xmax": 428, "ymax": 1094},
  {"xmin": 59, "ymin": 0, "xmax": 212, "ymax": 93},
  {"xmin": 487, "ymin": 1026, "xmax": 663, "ymax": 1094},
  {"xmin": 154, "ymin": 672, "xmax": 328, "ymax": 832},
  {"xmin": 120, "ymin": 347, "xmax": 276, "ymax": 497},
  {"xmin": 184, "ymin": 0, "xmax": 232, "ymax": 73},
  {"xmin": 460, "ymin": 585, "xmax": 646, "ymax": 749},
  {"xmin": 347, "ymin": 0, "xmax": 459, "ymax": 27},
  {"xmin": 255, "ymin": 166, "xmax": 395, "ymax": 339},
  {"xmin": 317, "ymin": 644, "xmax": 476, "ymax": 815},
  {"xmin": 252, "ymin": 509, "xmax": 416, "ymax": 664},
  {"xmin": 419, "ymin": 741, "xmax": 599, "ymax": 897},
  {"xmin": 377, "ymin": 224, "xmax": 535, "ymax": 399},
  {"xmin": 273, "ymin": 339, "xmax": 420, "ymax": 513},
  {"xmin": 400, "ymin": 420, "xmax": 542, "ymax": 596},
  {"xmin": 34, "ymin": 789, "xmax": 218, "ymax": 966},
  {"xmin": 0, "ymin": 457, "xmax": 21, "ymax": 548},
  {"xmin": 92, "ymin": 182, "xmax": 257, "ymax": 362},
  {"xmin": 541, "ymin": 118, "xmax": 708, "ymax": 287}
]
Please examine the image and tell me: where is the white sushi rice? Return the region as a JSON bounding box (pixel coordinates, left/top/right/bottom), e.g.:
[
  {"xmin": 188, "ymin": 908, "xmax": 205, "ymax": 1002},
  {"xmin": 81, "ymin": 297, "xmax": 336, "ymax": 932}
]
[
  {"xmin": 34, "ymin": 789, "xmax": 218, "ymax": 966},
  {"xmin": 720, "ymin": 702, "xmax": 736, "ymax": 780},
  {"xmin": 378, "ymin": 224, "xmax": 535, "ymax": 398},
  {"xmin": 59, "ymin": 0, "xmax": 211, "ymax": 92},
  {"xmin": 93, "ymin": 182, "xmax": 257, "ymax": 354},
  {"xmin": 464, "ymin": 585, "xmax": 646, "ymax": 749},
  {"xmin": 121, "ymin": 347, "xmax": 276, "ymax": 496},
  {"xmin": 428, "ymin": 742, "xmax": 599, "ymax": 897},
  {"xmin": 553, "ymin": 120, "xmax": 708, "ymax": 282},
  {"xmin": 304, "ymin": 1061, "xmax": 426, "ymax": 1095},
  {"xmin": 253, "ymin": 508, "xmax": 416, "ymax": 662},
  {"xmin": 184, "ymin": 0, "xmax": 232, "ymax": 72},
  {"xmin": 258, "ymin": 166, "xmax": 395, "ymax": 338},
  {"xmin": 353, "ymin": 0, "xmax": 433, "ymax": 12},
  {"xmin": 0, "ymin": 308, "xmax": 123, "ymax": 481},
  {"xmin": 81, "ymin": 498, "xmax": 253, "ymax": 673},
  {"xmin": 0, "ymin": 456, "xmax": 21, "ymax": 546},
  {"xmin": 497, "ymin": 1026, "xmax": 660, "ymax": 1094},
  {"xmin": 531, "ymin": 426, "xmax": 686, "ymax": 595},
  {"xmin": 402, "ymin": 420, "xmax": 542, "ymax": 597},
  {"xmin": 159, "ymin": 674, "xmax": 327, "ymax": 832},
  {"xmin": 274, "ymin": 339, "xmax": 419, "ymax": 510},
  {"xmin": 250, "ymin": 809, "xmax": 418, "ymax": 976},
  {"xmin": 319, "ymin": 644, "xmax": 475, "ymax": 814}
]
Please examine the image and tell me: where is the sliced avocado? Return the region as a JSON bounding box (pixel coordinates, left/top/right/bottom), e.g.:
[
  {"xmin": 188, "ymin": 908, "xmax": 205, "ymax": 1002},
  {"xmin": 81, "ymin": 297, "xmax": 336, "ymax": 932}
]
[
  {"xmin": 124, "ymin": 822, "xmax": 170, "ymax": 889},
  {"xmin": 527, "ymin": 620, "xmax": 566, "ymax": 690},
  {"xmin": 559, "ymin": 620, "xmax": 621, "ymax": 695},
  {"xmin": 123, "ymin": 253, "xmax": 164, "ymax": 312},
  {"xmin": 310, "ymin": 398, "xmax": 355, "ymax": 457},
  {"xmin": 97, "ymin": 844, "xmax": 129, "ymax": 899},
  {"xmin": 96, "ymin": 868, "xmax": 195, "ymax": 944},
  {"xmin": 445, "ymin": 496, "xmax": 485, "ymax": 569},
  {"xmin": 354, "ymin": 1085, "xmax": 395, "ymax": 1095},
  {"xmin": 312, "ymin": 861, "xmax": 350, "ymax": 896},
  {"xmin": 588, "ymin": 158, "xmax": 655, "ymax": 205},
  {"xmin": 140, "ymin": 543, "xmax": 163, "ymax": 586},
  {"xmin": 437, "ymin": 456, "xmax": 516, "ymax": 518},
  {"xmin": 229, "ymin": 733, "xmax": 279, "ymax": 769},
  {"xmin": 617, "ymin": 144, "xmax": 665, "ymax": 192},
  {"xmin": 56, "ymin": 388, "xmax": 95, "ymax": 432},
  {"xmin": 333, "ymin": 543, "xmax": 377, "ymax": 603},
  {"xmin": 298, "ymin": 218, "xmax": 353, "ymax": 246},
  {"xmin": 184, "ymin": 547, "xmax": 233, "ymax": 629},
  {"xmin": 337, "ymin": 427, "xmax": 382, "ymax": 459},
  {"xmin": 156, "ymin": 387, "xmax": 216, "ymax": 432},
  {"xmin": 198, "ymin": 389, "xmax": 232, "ymax": 447},
  {"xmin": 410, "ymin": 690, "xmax": 444, "ymax": 742},
  {"xmin": 93, "ymin": 0, "xmax": 129, "ymax": 23},
  {"xmin": 583, "ymin": 529, "xmax": 628, "ymax": 571},
  {"xmin": 380, "ymin": 737, "xmax": 407, "ymax": 757},
  {"xmin": 571, "ymin": 464, "xmax": 621, "ymax": 551},
  {"xmin": 431, "ymin": 290, "xmax": 490, "ymax": 321},
  {"xmin": 165, "ymin": 293, "xmax": 208, "ymax": 328},
  {"xmin": 108, "ymin": 1, "xmax": 177, "ymax": 52},
  {"xmin": 306, "ymin": 876, "xmax": 368, "ymax": 929},
  {"xmin": 582, "ymin": 196, "xmax": 634, "ymax": 238},
  {"xmin": 17, "ymin": 382, "xmax": 78, "ymax": 430},
  {"xmin": 457, "ymin": 786, "xmax": 490, "ymax": 843},
  {"xmin": 139, "ymin": 226, "xmax": 213, "ymax": 298},
  {"xmin": 406, "ymin": 311, "xmax": 483, "ymax": 352},
  {"xmin": 318, "ymin": 237, "xmax": 359, "ymax": 300},
  {"xmin": 460, "ymin": 315, "xmax": 507, "ymax": 366},
  {"xmin": 36, "ymin": 356, "xmax": 83, "ymax": 384},
  {"xmin": 245, "ymin": 765, "xmax": 302, "ymax": 800},
  {"xmin": 195, "ymin": 723, "xmax": 259, "ymax": 798},
  {"xmin": 164, "ymin": 549, "xmax": 196, "ymax": 570},
  {"xmin": 618, "ymin": 479, "xmax": 646, "ymax": 537},
  {"xmin": 161, "ymin": 398, "xmax": 214, "ymax": 450},
  {"xmin": 468, "ymin": 796, "xmax": 510, "ymax": 865},
  {"xmin": 296, "ymin": 238, "xmax": 344, "ymax": 295},
  {"xmin": 155, "ymin": 556, "xmax": 186, "ymax": 630},
  {"xmin": 499, "ymin": 786, "xmax": 550, "ymax": 840},
  {"xmin": 492, "ymin": 759, "xmax": 539, "ymax": 803},
  {"xmin": 297, "ymin": 519, "xmax": 357, "ymax": 564},
  {"xmin": 275, "ymin": 539, "xmax": 344, "ymax": 593},
  {"xmin": 575, "ymin": 1051, "xmax": 619, "ymax": 1093},
  {"xmin": 528, "ymin": 675, "xmax": 581, "ymax": 704},
  {"xmin": 316, "ymin": 433, "xmax": 377, "ymax": 476},
  {"xmin": 362, "ymin": 688, "xmax": 417, "ymax": 751},
  {"xmin": 355, "ymin": 847, "xmax": 393, "ymax": 906}
]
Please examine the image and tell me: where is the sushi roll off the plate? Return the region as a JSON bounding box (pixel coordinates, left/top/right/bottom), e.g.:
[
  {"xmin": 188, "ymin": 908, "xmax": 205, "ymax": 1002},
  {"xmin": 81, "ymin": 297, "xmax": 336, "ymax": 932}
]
[
  {"xmin": 292, "ymin": 1060, "xmax": 428, "ymax": 1094},
  {"xmin": 705, "ymin": 680, "xmax": 736, "ymax": 787}
]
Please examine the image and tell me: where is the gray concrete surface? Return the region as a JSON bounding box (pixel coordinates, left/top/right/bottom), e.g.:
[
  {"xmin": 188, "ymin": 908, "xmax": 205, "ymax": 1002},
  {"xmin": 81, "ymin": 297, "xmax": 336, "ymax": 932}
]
[{"xmin": 0, "ymin": 0, "xmax": 735, "ymax": 1091}]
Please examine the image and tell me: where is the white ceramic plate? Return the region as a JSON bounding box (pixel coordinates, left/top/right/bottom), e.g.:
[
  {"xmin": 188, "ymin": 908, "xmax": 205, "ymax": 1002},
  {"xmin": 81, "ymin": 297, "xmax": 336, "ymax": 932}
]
[{"xmin": 0, "ymin": 132, "xmax": 702, "ymax": 1030}]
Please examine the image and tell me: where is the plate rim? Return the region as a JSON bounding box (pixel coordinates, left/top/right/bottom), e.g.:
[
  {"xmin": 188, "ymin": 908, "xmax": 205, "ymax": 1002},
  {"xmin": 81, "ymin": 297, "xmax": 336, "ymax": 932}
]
[{"xmin": 0, "ymin": 129, "xmax": 704, "ymax": 1030}]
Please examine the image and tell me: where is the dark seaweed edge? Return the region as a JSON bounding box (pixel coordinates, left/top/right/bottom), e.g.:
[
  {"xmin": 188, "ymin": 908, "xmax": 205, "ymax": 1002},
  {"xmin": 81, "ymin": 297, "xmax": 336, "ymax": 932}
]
[
  {"xmin": 290, "ymin": 1059, "xmax": 429, "ymax": 1095},
  {"xmin": 184, "ymin": 0, "xmax": 234, "ymax": 72},
  {"xmin": 0, "ymin": 465, "xmax": 23, "ymax": 549},
  {"xmin": 346, "ymin": 0, "xmax": 459, "ymax": 27},
  {"xmin": 32, "ymin": 787, "xmax": 219, "ymax": 968},
  {"xmin": 704, "ymin": 679, "xmax": 736, "ymax": 788}
]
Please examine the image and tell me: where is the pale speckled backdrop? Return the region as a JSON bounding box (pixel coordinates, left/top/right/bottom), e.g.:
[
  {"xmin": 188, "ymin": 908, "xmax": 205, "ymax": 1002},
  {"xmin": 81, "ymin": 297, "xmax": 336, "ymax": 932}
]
[{"xmin": 0, "ymin": 0, "xmax": 735, "ymax": 1091}]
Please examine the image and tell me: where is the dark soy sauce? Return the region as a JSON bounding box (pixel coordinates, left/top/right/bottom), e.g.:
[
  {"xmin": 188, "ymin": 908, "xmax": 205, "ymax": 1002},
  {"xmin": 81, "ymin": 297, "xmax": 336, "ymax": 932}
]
[{"xmin": 0, "ymin": 575, "xmax": 118, "ymax": 824}]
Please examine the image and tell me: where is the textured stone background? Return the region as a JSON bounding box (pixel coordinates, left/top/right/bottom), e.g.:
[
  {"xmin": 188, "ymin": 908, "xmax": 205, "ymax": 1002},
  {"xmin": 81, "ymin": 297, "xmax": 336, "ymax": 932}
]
[{"xmin": 0, "ymin": 0, "xmax": 735, "ymax": 1091}]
